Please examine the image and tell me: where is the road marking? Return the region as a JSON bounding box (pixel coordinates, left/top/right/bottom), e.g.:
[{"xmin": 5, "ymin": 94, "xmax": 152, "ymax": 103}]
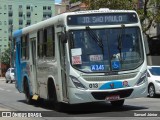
[
  {"xmin": 0, "ymin": 87, "xmax": 4, "ymax": 91},
  {"xmin": 6, "ymin": 90, "xmax": 11, "ymax": 92}
]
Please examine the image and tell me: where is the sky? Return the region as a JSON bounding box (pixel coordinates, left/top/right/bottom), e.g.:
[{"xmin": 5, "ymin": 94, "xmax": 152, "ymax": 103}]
[{"xmin": 55, "ymin": 0, "xmax": 61, "ymax": 3}]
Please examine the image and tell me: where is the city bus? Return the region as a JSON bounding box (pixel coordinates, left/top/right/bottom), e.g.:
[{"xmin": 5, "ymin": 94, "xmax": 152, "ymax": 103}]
[{"xmin": 13, "ymin": 9, "xmax": 148, "ymax": 110}]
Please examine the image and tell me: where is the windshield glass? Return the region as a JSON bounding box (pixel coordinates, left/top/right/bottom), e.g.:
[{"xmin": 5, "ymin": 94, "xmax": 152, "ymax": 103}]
[
  {"xmin": 149, "ymin": 67, "xmax": 160, "ymax": 76},
  {"xmin": 69, "ymin": 27, "xmax": 144, "ymax": 73}
]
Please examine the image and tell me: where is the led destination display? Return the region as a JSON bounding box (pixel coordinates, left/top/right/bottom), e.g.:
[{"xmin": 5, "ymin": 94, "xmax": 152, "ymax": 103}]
[{"xmin": 67, "ymin": 13, "xmax": 138, "ymax": 25}]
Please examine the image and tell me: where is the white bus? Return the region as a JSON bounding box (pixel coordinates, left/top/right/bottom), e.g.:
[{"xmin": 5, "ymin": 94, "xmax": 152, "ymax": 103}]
[{"xmin": 13, "ymin": 9, "xmax": 148, "ymax": 110}]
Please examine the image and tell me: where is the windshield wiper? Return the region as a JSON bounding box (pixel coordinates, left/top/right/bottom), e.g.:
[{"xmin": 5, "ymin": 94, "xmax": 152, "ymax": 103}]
[
  {"xmin": 86, "ymin": 26, "xmax": 104, "ymax": 55},
  {"xmin": 117, "ymin": 24, "xmax": 125, "ymax": 62}
]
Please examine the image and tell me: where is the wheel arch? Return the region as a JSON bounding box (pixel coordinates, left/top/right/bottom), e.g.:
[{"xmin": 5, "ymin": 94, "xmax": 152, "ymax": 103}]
[
  {"xmin": 22, "ymin": 75, "xmax": 30, "ymax": 93},
  {"xmin": 47, "ymin": 76, "xmax": 58, "ymax": 101}
]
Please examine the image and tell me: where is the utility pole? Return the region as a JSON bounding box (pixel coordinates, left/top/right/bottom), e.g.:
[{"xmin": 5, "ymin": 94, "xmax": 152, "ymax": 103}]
[{"xmin": 10, "ymin": 24, "xmax": 13, "ymax": 68}]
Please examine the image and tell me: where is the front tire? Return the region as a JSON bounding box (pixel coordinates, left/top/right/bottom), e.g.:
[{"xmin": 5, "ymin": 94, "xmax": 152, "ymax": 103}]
[
  {"xmin": 148, "ymin": 84, "xmax": 156, "ymax": 98},
  {"xmin": 110, "ymin": 100, "xmax": 125, "ymax": 106}
]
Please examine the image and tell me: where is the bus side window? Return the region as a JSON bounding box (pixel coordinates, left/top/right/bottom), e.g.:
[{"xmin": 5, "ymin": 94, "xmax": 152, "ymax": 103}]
[
  {"xmin": 21, "ymin": 35, "xmax": 29, "ymax": 60},
  {"xmin": 43, "ymin": 29, "xmax": 47, "ymax": 57},
  {"xmin": 37, "ymin": 29, "xmax": 43, "ymax": 58},
  {"xmin": 16, "ymin": 42, "xmax": 21, "ymax": 64},
  {"xmin": 52, "ymin": 26, "xmax": 55, "ymax": 57},
  {"xmin": 46, "ymin": 26, "xmax": 55, "ymax": 57}
]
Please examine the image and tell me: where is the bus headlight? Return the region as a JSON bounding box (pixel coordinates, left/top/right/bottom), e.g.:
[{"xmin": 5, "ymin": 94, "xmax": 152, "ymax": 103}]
[
  {"xmin": 155, "ymin": 80, "xmax": 160, "ymax": 83},
  {"xmin": 136, "ymin": 71, "xmax": 147, "ymax": 86},
  {"xmin": 70, "ymin": 76, "xmax": 87, "ymax": 90}
]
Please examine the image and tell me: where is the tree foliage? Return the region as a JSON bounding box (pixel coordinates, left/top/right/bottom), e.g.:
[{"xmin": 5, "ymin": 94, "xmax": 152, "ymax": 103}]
[
  {"xmin": 81, "ymin": 0, "xmax": 160, "ymax": 39},
  {"xmin": 1, "ymin": 48, "xmax": 10, "ymax": 65},
  {"xmin": 70, "ymin": 0, "xmax": 80, "ymax": 3}
]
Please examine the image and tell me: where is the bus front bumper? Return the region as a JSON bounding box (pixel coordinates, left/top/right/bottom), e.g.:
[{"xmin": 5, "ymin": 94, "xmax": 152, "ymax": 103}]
[{"xmin": 68, "ymin": 81, "xmax": 148, "ymax": 104}]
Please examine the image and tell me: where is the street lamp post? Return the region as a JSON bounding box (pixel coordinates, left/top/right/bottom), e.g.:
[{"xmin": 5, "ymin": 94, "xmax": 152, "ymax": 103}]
[{"xmin": 10, "ymin": 24, "xmax": 13, "ymax": 68}]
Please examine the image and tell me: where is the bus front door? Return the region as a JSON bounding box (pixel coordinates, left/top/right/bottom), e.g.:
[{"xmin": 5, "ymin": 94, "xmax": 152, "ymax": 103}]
[
  {"xmin": 30, "ymin": 38, "xmax": 38, "ymax": 95},
  {"xmin": 58, "ymin": 33, "xmax": 68, "ymax": 102}
]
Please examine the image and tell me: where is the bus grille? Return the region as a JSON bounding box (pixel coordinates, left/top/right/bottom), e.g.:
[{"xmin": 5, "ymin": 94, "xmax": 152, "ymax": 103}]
[
  {"xmin": 91, "ymin": 89, "xmax": 133, "ymax": 100},
  {"xmin": 82, "ymin": 73, "xmax": 137, "ymax": 81}
]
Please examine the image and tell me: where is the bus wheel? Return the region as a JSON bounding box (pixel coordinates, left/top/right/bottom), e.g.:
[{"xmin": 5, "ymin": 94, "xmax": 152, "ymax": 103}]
[
  {"xmin": 110, "ymin": 100, "xmax": 124, "ymax": 106},
  {"xmin": 48, "ymin": 80, "xmax": 62, "ymax": 111},
  {"xmin": 24, "ymin": 80, "xmax": 33, "ymax": 104},
  {"xmin": 148, "ymin": 84, "xmax": 156, "ymax": 98}
]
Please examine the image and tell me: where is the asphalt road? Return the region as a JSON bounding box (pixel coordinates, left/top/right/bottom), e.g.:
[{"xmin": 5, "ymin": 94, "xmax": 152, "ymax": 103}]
[{"xmin": 0, "ymin": 78, "xmax": 160, "ymax": 120}]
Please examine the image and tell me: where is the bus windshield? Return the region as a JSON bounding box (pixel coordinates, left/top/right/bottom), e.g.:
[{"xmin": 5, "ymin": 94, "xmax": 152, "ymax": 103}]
[{"xmin": 69, "ymin": 27, "xmax": 144, "ymax": 73}]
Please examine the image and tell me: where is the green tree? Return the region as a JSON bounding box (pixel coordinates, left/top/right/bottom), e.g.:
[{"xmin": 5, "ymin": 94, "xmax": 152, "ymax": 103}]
[
  {"xmin": 1, "ymin": 48, "xmax": 10, "ymax": 65},
  {"xmin": 82, "ymin": 0, "xmax": 134, "ymax": 10},
  {"xmin": 81, "ymin": 0, "xmax": 160, "ymax": 39},
  {"xmin": 138, "ymin": 0, "xmax": 160, "ymax": 39},
  {"xmin": 70, "ymin": 0, "xmax": 80, "ymax": 3}
]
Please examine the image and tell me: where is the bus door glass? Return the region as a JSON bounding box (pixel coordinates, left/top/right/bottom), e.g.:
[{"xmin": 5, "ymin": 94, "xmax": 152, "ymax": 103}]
[
  {"xmin": 30, "ymin": 38, "xmax": 38, "ymax": 94},
  {"xmin": 58, "ymin": 32, "xmax": 68, "ymax": 100}
]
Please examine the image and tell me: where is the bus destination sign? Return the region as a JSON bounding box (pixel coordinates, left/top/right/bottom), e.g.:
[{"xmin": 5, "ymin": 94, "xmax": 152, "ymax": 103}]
[{"xmin": 67, "ymin": 13, "xmax": 138, "ymax": 25}]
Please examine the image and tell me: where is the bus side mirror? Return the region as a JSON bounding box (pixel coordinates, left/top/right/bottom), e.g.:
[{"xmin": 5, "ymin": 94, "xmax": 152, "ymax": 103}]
[
  {"xmin": 143, "ymin": 34, "xmax": 150, "ymax": 55},
  {"xmin": 60, "ymin": 32, "xmax": 67, "ymax": 43}
]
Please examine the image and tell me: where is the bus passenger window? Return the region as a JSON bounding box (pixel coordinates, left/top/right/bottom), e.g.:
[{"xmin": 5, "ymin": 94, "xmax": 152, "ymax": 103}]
[
  {"xmin": 21, "ymin": 35, "xmax": 29, "ymax": 60},
  {"xmin": 37, "ymin": 29, "xmax": 44, "ymax": 58},
  {"xmin": 43, "ymin": 29, "xmax": 47, "ymax": 57},
  {"xmin": 38, "ymin": 27, "xmax": 55, "ymax": 58},
  {"xmin": 46, "ymin": 26, "xmax": 55, "ymax": 57}
]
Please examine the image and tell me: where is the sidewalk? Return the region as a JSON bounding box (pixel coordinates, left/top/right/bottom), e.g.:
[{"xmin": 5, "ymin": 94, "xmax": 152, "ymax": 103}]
[{"xmin": 0, "ymin": 77, "xmax": 5, "ymax": 81}]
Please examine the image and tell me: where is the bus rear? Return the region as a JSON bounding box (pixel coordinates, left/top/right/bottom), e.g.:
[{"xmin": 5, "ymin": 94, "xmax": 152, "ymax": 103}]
[{"xmin": 64, "ymin": 10, "xmax": 148, "ymax": 106}]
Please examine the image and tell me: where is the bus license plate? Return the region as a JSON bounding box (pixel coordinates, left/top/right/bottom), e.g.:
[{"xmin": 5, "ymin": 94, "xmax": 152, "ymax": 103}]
[{"xmin": 106, "ymin": 95, "xmax": 120, "ymax": 101}]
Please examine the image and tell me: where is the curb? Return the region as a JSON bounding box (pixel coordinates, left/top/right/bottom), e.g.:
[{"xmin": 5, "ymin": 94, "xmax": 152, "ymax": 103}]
[{"xmin": 0, "ymin": 77, "xmax": 5, "ymax": 81}]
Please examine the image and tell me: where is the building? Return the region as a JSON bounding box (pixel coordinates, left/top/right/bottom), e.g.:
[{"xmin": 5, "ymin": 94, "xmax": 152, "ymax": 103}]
[
  {"xmin": 61, "ymin": 0, "xmax": 87, "ymax": 12},
  {"xmin": 55, "ymin": 3, "xmax": 66, "ymax": 15},
  {"xmin": 0, "ymin": 0, "xmax": 55, "ymax": 53}
]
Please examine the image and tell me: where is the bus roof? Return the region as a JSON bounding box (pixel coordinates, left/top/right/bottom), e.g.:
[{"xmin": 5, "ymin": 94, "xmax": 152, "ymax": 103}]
[{"xmin": 13, "ymin": 9, "xmax": 137, "ymax": 38}]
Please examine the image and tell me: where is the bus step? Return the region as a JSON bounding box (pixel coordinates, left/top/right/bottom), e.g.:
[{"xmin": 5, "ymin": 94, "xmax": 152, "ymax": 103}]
[{"xmin": 32, "ymin": 95, "xmax": 39, "ymax": 100}]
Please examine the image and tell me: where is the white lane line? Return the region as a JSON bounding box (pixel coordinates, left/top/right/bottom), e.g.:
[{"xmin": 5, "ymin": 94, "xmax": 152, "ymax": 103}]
[
  {"xmin": 0, "ymin": 86, "xmax": 19, "ymax": 93},
  {"xmin": 6, "ymin": 90, "xmax": 11, "ymax": 92},
  {"xmin": 0, "ymin": 87, "xmax": 4, "ymax": 91}
]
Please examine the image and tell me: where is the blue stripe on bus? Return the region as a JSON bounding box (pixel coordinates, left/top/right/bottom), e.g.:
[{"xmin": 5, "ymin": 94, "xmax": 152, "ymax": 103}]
[
  {"xmin": 99, "ymin": 81, "xmax": 123, "ymax": 90},
  {"xmin": 13, "ymin": 29, "xmax": 22, "ymax": 38}
]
